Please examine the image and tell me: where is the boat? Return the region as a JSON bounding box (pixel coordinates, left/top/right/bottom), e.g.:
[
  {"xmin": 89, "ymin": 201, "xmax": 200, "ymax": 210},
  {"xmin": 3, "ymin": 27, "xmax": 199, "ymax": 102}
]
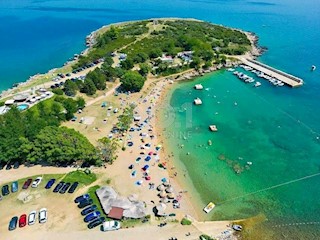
[
  {"xmin": 311, "ymin": 65, "xmax": 316, "ymax": 71},
  {"xmin": 209, "ymin": 125, "xmax": 218, "ymax": 132},
  {"xmin": 232, "ymin": 224, "xmax": 243, "ymax": 231},
  {"xmin": 208, "ymin": 140, "xmax": 212, "ymax": 146},
  {"xmin": 203, "ymin": 202, "xmax": 215, "ymax": 213},
  {"xmin": 194, "ymin": 84, "xmax": 204, "ymax": 90},
  {"xmin": 254, "ymin": 82, "xmax": 261, "ymax": 87},
  {"xmin": 227, "ymin": 68, "xmax": 235, "ymax": 72},
  {"xmin": 194, "ymin": 98, "xmax": 202, "ymax": 105}
]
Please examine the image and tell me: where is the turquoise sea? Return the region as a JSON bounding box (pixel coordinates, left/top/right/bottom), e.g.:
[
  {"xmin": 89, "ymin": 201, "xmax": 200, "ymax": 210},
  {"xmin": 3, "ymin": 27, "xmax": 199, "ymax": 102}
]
[{"xmin": 1, "ymin": 0, "xmax": 320, "ymax": 239}]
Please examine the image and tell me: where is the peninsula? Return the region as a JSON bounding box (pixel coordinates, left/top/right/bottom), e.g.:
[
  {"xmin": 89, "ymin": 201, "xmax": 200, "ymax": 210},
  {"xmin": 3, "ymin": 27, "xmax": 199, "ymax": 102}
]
[{"xmin": 0, "ymin": 18, "xmax": 267, "ymax": 240}]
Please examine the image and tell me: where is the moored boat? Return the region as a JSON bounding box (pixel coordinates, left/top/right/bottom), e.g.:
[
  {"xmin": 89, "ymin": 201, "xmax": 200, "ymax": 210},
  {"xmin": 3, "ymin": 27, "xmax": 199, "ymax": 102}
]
[{"xmin": 203, "ymin": 202, "xmax": 215, "ymax": 213}]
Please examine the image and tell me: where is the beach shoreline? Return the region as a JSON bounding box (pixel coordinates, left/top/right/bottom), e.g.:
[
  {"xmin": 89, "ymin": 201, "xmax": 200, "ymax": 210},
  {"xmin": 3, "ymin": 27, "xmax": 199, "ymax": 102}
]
[{"xmin": 0, "ymin": 17, "xmax": 263, "ymax": 238}]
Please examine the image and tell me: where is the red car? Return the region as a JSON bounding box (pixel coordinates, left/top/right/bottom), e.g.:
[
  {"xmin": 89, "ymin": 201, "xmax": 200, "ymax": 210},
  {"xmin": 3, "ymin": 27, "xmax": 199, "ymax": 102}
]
[
  {"xmin": 19, "ymin": 214, "xmax": 27, "ymax": 228},
  {"xmin": 22, "ymin": 179, "xmax": 32, "ymax": 189}
]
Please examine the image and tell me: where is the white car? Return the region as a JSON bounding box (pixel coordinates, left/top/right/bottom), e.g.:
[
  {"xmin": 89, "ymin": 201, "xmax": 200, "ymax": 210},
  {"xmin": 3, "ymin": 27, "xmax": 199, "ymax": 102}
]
[
  {"xmin": 39, "ymin": 208, "xmax": 47, "ymax": 223},
  {"xmin": 31, "ymin": 177, "xmax": 42, "ymax": 188},
  {"xmin": 28, "ymin": 211, "xmax": 37, "ymax": 225},
  {"xmin": 101, "ymin": 220, "xmax": 120, "ymax": 231}
]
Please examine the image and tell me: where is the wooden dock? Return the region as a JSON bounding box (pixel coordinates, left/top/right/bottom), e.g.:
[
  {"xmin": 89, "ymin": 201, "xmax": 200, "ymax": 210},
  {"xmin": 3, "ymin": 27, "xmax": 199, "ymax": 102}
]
[{"xmin": 239, "ymin": 58, "xmax": 303, "ymax": 87}]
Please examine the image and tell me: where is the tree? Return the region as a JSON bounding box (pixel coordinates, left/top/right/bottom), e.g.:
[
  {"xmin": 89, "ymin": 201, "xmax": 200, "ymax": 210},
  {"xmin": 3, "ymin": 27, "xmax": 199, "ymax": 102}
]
[
  {"xmin": 63, "ymin": 79, "xmax": 78, "ymax": 96},
  {"xmin": 81, "ymin": 79, "xmax": 97, "ymax": 95},
  {"xmin": 138, "ymin": 63, "xmax": 150, "ymax": 76},
  {"xmin": 133, "ymin": 52, "xmax": 148, "ymax": 63},
  {"xmin": 120, "ymin": 58, "xmax": 134, "ymax": 70},
  {"xmin": 190, "ymin": 56, "xmax": 201, "ymax": 69},
  {"xmin": 76, "ymin": 97, "xmax": 86, "ymax": 109},
  {"xmin": 86, "ymin": 69, "xmax": 106, "ymax": 90},
  {"xmin": 97, "ymin": 137, "xmax": 119, "ymax": 164},
  {"xmin": 149, "ymin": 48, "xmax": 162, "ymax": 59},
  {"xmin": 0, "ymin": 107, "xmax": 26, "ymax": 163},
  {"xmin": 26, "ymin": 126, "xmax": 98, "ymax": 165},
  {"xmin": 120, "ymin": 71, "xmax": 146, "ymax": 92},
  {"xmin": 61, "ymin": 98, "xmax": 78, "ymax": 120},
  {"xmin": 117, "ymin": 106, "xmax": 134, "ymax": 131}
]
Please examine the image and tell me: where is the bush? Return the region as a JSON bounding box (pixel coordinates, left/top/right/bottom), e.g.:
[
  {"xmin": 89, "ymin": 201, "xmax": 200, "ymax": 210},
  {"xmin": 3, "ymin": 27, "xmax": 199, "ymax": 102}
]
[
  {"xmin": 52, "ymin": 88, "xmax": 64, "ymax": 95},
  {"xmin": 180, "ymin": 218, "xmax": 192, "ymax": 225},
  {"xmin": 199, "ymin": 234, "xmax": 214, "ymax": 240}
]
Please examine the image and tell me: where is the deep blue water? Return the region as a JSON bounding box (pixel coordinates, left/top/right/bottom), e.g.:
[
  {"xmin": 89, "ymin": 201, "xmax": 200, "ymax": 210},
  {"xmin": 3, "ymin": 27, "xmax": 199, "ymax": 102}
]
[{"xmin": 1, "ymin": 0, "xmax": 320, "ymax": 238}]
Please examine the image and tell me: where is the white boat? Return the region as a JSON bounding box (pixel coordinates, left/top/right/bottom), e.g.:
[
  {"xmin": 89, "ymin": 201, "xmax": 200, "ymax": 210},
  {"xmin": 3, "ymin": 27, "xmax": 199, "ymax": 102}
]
[
  {"xmin": 203, "ymin": 202, "xmax": 215, "ymax": 213},
  {"xmin": 194, "ymin": 98, "xmax": 202, "ymax": 105},
  {"xmin": 254, "ymin": 82, "xmax": 261, "ymax": 87},
  {"xmin": 227, "ymin": 68, "xmax": 235, "ymax": 72},
  {"xmin": 194, "ymin": 84, "xmax": 204, "ymax": 90}
]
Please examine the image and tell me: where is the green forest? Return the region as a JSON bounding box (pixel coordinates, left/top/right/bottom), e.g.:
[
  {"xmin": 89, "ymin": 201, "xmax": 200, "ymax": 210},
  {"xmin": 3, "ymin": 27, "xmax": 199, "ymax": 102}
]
[{"xmin": 0, "ymin": 96, "xmax": 98, "ymax": 167}]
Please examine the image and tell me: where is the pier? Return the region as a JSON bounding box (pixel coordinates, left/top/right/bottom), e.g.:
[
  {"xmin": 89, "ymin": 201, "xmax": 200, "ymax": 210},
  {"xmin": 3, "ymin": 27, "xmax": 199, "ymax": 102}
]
[{"xmin": 239, "ymin": 58, "xmax": 303, "ymax": 87}]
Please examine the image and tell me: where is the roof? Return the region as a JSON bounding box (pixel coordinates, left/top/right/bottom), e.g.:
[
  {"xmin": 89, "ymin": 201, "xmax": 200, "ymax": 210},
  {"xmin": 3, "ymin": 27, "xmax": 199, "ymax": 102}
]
[
  {"xmin": 5, "ymin": 99, "xmax": 15, "ymax": 105},
  {"xmin": 108, "ymin": 207, "xmax": 124, "ymax": 220},
  {"xmin": 96, "ymin": 186, "xmax": 147, "ymax": 219}
]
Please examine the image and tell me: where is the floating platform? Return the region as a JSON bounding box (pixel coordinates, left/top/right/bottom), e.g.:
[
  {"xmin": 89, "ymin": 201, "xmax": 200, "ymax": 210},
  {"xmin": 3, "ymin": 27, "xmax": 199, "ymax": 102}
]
[
  {"xmin": 194, "ymin": 98, "xmax": 202, "ymax": 105},
  {"xmin": 209, "ymin": 125, "xmax": 218, "ymax": 132},
  {"xmin": 239, "ymin": 58, "xmax": 303, "ymax": 87},
  {"xmin": 194, "ymin": 84, "xmax": 203, "ymax": 90}
]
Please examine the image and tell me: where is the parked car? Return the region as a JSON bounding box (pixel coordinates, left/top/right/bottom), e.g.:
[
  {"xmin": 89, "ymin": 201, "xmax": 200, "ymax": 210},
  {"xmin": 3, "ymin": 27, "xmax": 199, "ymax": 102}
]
[
  {"xmin": 101, "ymin": 220, "xmax": 121, "ymax": 231},
  {"xmin": 39, "ymin": 208, "xmax": 47, "ymax": 223},
  {"xmin": 13, "ymin": 161, "xmax": 20, "ymax": 169},
  {"xmin": 5, "ymin": 163, "xmax": 12, "ymax": 170},
  {"xmin": 19, "ymin": 214, "xmax": 27, "ymax": 228},
  {"xmin": 53, "ymin": 181, "xmax": 65, "ymax": 193},
  {"xmin": 81, "ymin": 205, "xmax": 97, "ymax": 216},
  {"xmin": 88, "ymin": 217, "xmax": 105, "ymax": 229},
  {"xmin": 22, "ymin": 179, "xmax": 32, "ymax": 189},
  {"xmin": 45, "ymin": 179, "xmax": 56, "ymax": 189},
  {"xmin": 11, "ymin": 181, "xmax": 18, "ymax": 193},
  {"xmin": 8, "ymin": 216, "xmax": 18, "ymax": 231},
  {"xmin": 84, "ymin": 211, "xmax": 100, "ymax": 223},
  {"xmin": 78, "ymin": 199, "xmax": 93, "ymax": 209},
  {"xmin": 28, "ymin": 211, "xmax": 37, "ymax": 225},
  {"xmin": 31, "ymin": 177, "xmax": 42, "ymax": 188},
  {"xmin": 2, "ymin": 185, "xmax": 9, "ymax": 196},
  {"xmin": 59, "ymin": 182, "xmax": 71, "ymax": 194},
  {"xmin": 74, "ymin": 194, "xmax": 90, "ymax": 203},
  {"xmin": 68, "ymin": 182, "xmax": 79, "ymax": 193}
]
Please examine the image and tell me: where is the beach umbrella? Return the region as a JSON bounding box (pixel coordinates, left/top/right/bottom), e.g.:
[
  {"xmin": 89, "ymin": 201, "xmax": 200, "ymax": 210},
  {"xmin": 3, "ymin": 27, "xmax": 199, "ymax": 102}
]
[
  {"xmin": 128, "ymin": 164, "xmax": 134, "ymax": 169},
  {"xmin": 160, "ymin": 197, "xmax": 169, "ymax": 203},
  {"xmin": 167, "ymin": 193, "xmax": 175, "ymax": 199},
  {"xmin": 159, "ymin": 191, "xmax": 166, "ymax": 198},
  {"xmin": 166, "ymin": 187, "xmax": 174, "ymax": 193},
  {"xmin": 157, "ymin": 185, "xmax": 165, "ymax": 191},
  {"xmin": 145, "ymin": 156, "xmax": 151, "ymax": 161},
  {"xmin": 148, "ymin": 151, "xmax": 153, "ymax": 155},
  {"xmin": 136, "ymin": 180, "xmax": 143, "ymax": 185},
  {"xmin": 161, "ymin": 177, "xmax": 168, "ymax": 183},
  {"xmin": 156, "ymin": 203, "xmax": 167, "ymax": 212},
  {"xmin": 155, "ymin": 155, "xmax": 160, "ymax": 160},
  {"xmin": 135, "ymin": 157, "xmax": 141, "ymax": 163},
  {"xmin": 163, "ymin": 182, "xmax": 170, "ymax": 187},
  {"xmin": 142, "ymin": 165, "xmax": 149, "ymax": 171},
  {"xmin": 145, "ymin": 176, "xmax": 151, "ymax": 181}
]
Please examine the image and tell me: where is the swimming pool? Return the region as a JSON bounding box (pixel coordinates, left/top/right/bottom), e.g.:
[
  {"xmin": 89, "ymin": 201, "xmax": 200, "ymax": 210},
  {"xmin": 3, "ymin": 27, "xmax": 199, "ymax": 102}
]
[{"xmin": 17, "ymin": 104, "xmax": 29, "ymax": 111}]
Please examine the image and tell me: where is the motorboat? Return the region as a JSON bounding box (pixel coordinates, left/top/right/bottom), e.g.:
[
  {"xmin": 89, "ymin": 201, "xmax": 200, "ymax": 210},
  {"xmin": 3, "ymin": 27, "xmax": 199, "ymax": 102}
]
[
  {"xmin": 203, "ymin": 202, "xmax": 215, "ymax": 213},
  {"xmin": 254, "ymin": 82, "xmax": 261, "ymax": 87}
]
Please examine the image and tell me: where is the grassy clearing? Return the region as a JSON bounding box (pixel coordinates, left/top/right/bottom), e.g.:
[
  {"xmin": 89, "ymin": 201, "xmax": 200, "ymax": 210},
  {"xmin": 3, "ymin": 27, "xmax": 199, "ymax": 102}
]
[{"xmin": 62, "ymin": 170, "xmax": 97, "ymax": 187}]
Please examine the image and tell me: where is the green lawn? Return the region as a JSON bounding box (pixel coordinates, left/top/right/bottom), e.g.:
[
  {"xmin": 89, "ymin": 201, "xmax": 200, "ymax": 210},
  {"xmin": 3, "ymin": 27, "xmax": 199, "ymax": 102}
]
[{"xmin": 62, "ymin": 170, "xmax": 97, "ymax": 187}]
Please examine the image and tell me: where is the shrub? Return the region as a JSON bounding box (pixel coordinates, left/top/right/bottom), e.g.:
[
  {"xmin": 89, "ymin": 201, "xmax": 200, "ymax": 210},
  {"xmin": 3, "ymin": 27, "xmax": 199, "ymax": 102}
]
[
  {"xmin": 52, "ymin": 88, "xmax": 64, "ymax": 95},
  {"xmin": 180, "ymin": 218, "xmax": 192, "ymax": 225}
]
